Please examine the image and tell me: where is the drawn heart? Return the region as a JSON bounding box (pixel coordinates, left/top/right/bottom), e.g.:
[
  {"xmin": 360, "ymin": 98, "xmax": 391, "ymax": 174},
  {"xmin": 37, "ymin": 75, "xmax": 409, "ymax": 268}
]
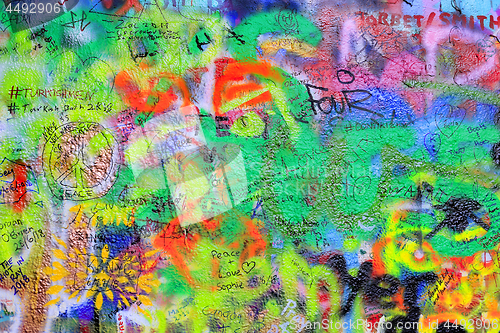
[
  {"xmin": 424, "ymin": 133, "xmax": 441, "ymax": 156},
  {"xmin": 435, "ymin": 104, "xmax": 466, "ymax": 138},
  {"xmin": 47, "ymin": 50, "xmax": 115, "ymax": 103},
  {"xmin": 242, "ymin": 261, "xmax": 256, "ymax": 274}
]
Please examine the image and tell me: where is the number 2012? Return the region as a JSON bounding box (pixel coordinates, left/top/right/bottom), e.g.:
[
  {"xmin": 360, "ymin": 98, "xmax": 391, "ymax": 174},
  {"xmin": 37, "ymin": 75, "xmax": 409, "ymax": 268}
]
[{"xmin": 5, "ymin": 2, "xmax": 61, "ymax": 14}]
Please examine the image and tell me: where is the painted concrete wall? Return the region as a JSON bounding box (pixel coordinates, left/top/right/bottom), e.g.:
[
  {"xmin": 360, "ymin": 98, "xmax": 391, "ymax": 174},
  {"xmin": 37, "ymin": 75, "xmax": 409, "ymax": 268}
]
[{"xmin": 0, "ymin": 0, "xmax": 500, "ymax": 331}]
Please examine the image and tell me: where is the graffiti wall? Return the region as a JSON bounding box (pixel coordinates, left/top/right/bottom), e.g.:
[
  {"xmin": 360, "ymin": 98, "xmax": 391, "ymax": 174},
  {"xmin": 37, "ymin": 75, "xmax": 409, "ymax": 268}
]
[{"xmin": 2, "ymin": 0, "xmax": 500, "ymax": 331}]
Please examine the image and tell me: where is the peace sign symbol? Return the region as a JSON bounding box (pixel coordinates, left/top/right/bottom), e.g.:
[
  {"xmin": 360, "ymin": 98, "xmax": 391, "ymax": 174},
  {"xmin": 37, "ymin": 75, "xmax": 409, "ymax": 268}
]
[{"xmin": 43, "ymin": 122, "xmax": 120, "ymax": 201}]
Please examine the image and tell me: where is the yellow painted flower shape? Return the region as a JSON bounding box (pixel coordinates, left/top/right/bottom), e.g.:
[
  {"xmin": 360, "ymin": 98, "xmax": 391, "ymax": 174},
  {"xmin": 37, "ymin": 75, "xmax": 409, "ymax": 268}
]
[{"xmin": 45, "ymin": 238, "xmax": 160, "ymax": 311}]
